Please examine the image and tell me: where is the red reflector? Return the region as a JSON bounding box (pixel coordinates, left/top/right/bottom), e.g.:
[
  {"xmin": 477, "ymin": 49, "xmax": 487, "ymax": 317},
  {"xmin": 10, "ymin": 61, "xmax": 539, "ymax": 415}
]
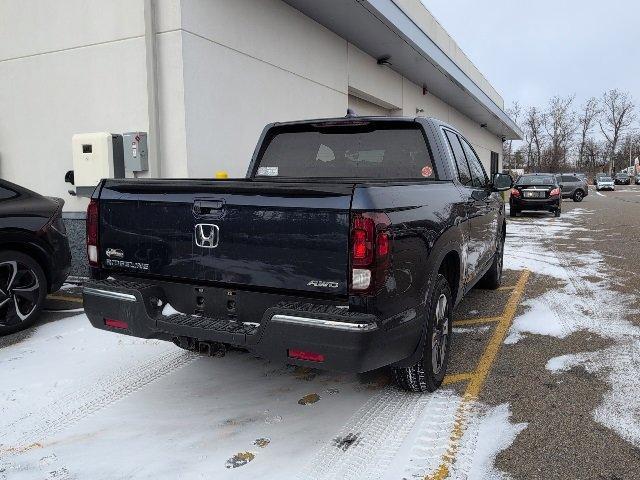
[
  {"xmin": 376, "ymin": 232, "xmax": 389, "ymax": 257},
  {"xmin": 288, "ymin": 349, "xmax": 325, "ymax": 362},
  {"xmin": 104, "ymin": 318, "xmax": 128, "ymax": 329}
]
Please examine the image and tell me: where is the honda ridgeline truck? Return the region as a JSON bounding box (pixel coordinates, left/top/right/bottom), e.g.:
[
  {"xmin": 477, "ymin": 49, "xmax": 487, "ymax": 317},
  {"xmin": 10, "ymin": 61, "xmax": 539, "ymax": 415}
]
[{"xmin": 83, "ymin": 116, "xmax": 512, "ymax": 392}]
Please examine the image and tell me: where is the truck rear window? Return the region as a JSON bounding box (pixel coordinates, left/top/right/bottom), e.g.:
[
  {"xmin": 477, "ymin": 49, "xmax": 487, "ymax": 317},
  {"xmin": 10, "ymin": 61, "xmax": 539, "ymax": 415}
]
[{"xmin": 255, "ymin": 123, "xmax": 435, "ymax": 180}]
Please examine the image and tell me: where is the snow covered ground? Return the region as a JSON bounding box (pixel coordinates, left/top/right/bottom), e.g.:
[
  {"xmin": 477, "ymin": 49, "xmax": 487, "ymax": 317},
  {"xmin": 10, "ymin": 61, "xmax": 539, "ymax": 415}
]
[
  {"xmin": 7, "ymin": 209, "xmax": 631, "ymax": 479},
  {"xmin": 504, "ymin": 208, "xmax": 640, "ymax": 448},
  {"xmin": 0, "ymin": 314, "xmax": 522, "ymax": 479}
]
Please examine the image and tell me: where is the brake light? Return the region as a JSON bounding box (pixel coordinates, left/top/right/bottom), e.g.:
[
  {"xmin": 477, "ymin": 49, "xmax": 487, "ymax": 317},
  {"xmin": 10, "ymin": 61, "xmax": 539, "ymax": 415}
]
[
  {"xmin": 352, "ymin": 216, "xmax": 374, "ymax": 266},
  {"xmin": 510, "ymin": 188, "xmax": 521, "ymax": 197},
  {"xmin": 86, "ymin": 199, "xmax": 99, "ymax": 267},
  {"xmin": 349, "ymin": 212, "xmax": 391, "ymax": 294},
  {"xmin": 104, "ymin": 318, "xmax": 128, "ymax": 329},
  {"xmin": 550, "ymin": 188, "xmax": 560, "ymax": 196},
  {"xmin": 288, "ymin": 349, "xmax": 325, "ymax": 362}
]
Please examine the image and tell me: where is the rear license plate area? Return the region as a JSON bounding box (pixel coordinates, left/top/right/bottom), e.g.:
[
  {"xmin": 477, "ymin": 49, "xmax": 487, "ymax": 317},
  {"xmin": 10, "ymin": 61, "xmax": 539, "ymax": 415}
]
[{"xmin": 524, "ymin": 191, "xmax": 545, "ymax": 198}]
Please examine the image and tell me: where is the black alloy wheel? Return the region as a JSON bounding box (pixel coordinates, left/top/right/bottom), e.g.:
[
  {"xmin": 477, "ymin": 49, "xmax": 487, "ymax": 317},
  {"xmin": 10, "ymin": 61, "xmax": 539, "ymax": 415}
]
[
  {"xmin": 573, "ymin": 190, "xmax": 584, "ymax": 202},
  {"xmin": 393, "ymin": 274, "xmax": 452, "ymax": 392},
  {"xmin": 0, "ymin": 252, "xmax": 47, "ymax": 335}
]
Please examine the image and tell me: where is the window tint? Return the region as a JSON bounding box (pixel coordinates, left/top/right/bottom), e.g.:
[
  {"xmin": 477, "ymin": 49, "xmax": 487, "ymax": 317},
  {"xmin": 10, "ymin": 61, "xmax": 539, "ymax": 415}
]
[
  {"xmin": 0, "ymin": 186, "xmax": 17, "ymax": 201},
  {"xmin": 516, "ymin": 175, "xmax": 555, "ymax": 185},
  {"xmin": 256, "ymin": 124, "xmax": 435, "ymax": 179},
  {"xmin": 561, "ymin": 175, "xmax": 578, "ymax": 183},
  {"xmin": 444, "ymin": 130, "xmax": 472, "ymax": 187},
  {"xmin": 461, "ymin": 139, "xmax": 488, "ymax": 188}
]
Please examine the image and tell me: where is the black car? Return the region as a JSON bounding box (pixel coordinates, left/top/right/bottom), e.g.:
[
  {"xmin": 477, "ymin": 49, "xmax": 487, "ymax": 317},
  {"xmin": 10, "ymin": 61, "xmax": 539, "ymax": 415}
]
[
  {"xmin": 83, "ymin": 115, "xmax": 513, "ymax": 393},
  {"xmin": 0, "ymin": 179, "xmax": 72, "ymax": 335},
  {"xmin": 510, "ymin": 173, "xmax": 561, "ymax": 217},
  {"xmin": 614, "ymin": 173, "xmax": 631, "ymax": 185}
]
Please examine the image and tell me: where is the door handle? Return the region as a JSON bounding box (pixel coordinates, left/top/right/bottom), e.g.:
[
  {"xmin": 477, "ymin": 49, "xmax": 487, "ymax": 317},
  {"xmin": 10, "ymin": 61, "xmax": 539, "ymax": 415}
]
[{"xmin": 193, "ymin": 200, "xmax": 224, "ymax": 216}]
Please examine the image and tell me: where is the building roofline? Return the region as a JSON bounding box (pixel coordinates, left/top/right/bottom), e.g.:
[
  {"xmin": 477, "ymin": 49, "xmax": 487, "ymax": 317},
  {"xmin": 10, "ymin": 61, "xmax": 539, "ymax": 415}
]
[{"xmin": 283, "ymin": 0, "xmax": 523, "ymax": 140}]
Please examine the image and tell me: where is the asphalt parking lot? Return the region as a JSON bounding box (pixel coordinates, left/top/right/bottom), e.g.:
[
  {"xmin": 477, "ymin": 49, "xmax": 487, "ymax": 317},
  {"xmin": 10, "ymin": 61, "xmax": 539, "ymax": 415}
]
[{"xmin": 1, "ymin": 184, "xmax": 639, "ymax": 479}]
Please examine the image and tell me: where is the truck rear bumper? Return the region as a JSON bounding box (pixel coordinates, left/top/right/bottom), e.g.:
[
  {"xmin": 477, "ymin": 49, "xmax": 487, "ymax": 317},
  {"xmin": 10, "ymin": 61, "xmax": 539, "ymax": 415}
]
[{"xmin": 83, "ymin": 279, "xmax": 422, "ymax": 374}]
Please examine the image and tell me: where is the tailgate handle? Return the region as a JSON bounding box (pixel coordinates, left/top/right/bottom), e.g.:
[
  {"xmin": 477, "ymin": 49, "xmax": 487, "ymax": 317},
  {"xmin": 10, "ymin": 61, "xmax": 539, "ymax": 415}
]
[{"xmin": 193, "ymin": 200, "xmax": 224, "ymax": 215}]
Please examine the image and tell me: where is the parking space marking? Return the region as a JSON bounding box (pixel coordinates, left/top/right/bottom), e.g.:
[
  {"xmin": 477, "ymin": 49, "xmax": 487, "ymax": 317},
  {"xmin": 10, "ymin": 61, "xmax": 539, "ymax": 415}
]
[
  {"xmin": 496, "ymin": 285, "xmax": 516, "ymax": 291},
  {"xmin": 442, "ymin": 372, "xmax": 474, "ymax": 385},
  {"xmin": 46, "ymin": 294, "xmax": 83, "ymax": 304},
  {"xmin": 426, "ymin": 269, "xmax": 530, "ymax": 480},
  {"xmin": 595, "ymin": 191, "xmax": 606, "ymax": 197},
  {"xmin": 454, "ymin": 316, "xmax": 501, "ymax": 327}
]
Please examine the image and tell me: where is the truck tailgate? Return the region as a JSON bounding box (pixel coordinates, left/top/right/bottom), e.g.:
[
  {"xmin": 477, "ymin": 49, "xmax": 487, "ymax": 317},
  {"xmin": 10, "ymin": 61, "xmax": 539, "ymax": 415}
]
[{"xmin": 97, "ymin": 179, "xmax": 353, "ymax": 295}]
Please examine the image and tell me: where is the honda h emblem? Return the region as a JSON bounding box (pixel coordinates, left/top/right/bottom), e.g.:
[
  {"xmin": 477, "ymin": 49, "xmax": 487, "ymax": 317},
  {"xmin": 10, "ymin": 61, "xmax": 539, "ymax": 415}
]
[{"xmin": 194, "ymin": 224, "xmax": 220, "ymax": 248}]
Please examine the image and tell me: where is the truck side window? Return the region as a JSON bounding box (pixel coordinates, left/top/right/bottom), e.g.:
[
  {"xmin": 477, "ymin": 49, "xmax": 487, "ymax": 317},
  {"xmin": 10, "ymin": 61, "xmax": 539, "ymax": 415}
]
[
  {"xmin": 444, "ymin": 130, "xmax": 472, "ymax": 187},
  {"xmin": 0, "ymin": 186, "xmax": 17, "ymax": 201},
  {"xmin": 461, "ymin": 139, "xmax": 488, "ymax": 189}
]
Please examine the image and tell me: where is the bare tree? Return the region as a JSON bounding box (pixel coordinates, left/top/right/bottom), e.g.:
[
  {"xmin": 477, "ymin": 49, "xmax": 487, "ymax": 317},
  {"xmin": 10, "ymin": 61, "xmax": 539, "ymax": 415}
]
[
  {"xmin": 599, "ymin": 89, "xmax": 636, "ymax": 174},
  {"xmin": 523, "ymin": 106, "xmax": 545, "ymax": 171},
  {"xmin": 503, "ymin": 101, "xmax": 522, "ymax": 168},
  {"xmin": 544, "ymin": 95, "xmax": 576, "ymax": 172},
  {"xmin": 576, "ymin": 97, "xmax": 599, "ymax": 171}
]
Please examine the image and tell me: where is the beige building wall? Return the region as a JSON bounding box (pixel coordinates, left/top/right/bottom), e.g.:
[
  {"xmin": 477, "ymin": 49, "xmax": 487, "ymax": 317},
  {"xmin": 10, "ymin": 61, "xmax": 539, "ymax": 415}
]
[
  {"xmin": 0, "ymin": 0, "xmax": 504, "ymax": 214},
  {"xmin": 178, "ymin": 0, "xmax": 502, "ymax": 178},
  {"xmin": 0, "ymin": 0, "xmax": 186, "ymax": 211}
]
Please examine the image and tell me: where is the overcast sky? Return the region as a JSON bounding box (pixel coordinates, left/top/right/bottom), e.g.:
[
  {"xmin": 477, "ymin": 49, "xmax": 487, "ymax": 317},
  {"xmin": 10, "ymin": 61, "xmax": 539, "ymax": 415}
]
[{"xmin": 421, "ymin": 0, "xmax": 640, "ymax": 116}]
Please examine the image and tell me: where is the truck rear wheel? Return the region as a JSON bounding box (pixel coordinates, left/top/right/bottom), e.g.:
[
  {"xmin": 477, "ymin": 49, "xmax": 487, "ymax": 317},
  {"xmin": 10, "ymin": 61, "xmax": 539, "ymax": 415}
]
[{"xmin": 393, "ymin": 274, "xmax": 452, "ymax": 392}]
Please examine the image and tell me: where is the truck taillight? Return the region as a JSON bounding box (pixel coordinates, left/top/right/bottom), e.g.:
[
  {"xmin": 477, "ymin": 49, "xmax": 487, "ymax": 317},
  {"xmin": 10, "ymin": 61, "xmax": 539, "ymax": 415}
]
[
  {"xmin": 349, "ymin": 212, "xmax": 391, "ymax": 294},
  {"xmin": 87, "ymin": 199, "xmax": 99, "ymax": 267}
]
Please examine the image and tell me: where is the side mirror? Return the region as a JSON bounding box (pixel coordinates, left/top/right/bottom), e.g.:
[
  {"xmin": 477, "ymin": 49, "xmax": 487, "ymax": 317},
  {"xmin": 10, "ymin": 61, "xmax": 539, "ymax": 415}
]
[{"xmin": 492, "ymin": 172, "xmax": 513, "ymax": 191}]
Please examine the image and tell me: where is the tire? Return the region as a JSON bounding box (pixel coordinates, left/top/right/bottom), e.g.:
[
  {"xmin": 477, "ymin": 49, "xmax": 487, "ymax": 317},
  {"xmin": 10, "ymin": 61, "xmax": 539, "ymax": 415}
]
[
  {"xmin": 0, "ymin": 251, "xmax": 47, "ymax": 336},
  {"xmin": 573, "ymin": 190, "xmax": 584, "ymax": 202},
  {"xmin": 478, "ymin": 230, "xmax": 505, "ymax": 290},
  {"xmin": 509, "ymin": 207, "xmax": 518, "ymax": 217},
  {"xmin": 554, "ymin": 208, "xmax": 561, "ymax": 217},
  {"xmin": 393, "ymin": 274, "xmax": 452, "ymax": 393}
]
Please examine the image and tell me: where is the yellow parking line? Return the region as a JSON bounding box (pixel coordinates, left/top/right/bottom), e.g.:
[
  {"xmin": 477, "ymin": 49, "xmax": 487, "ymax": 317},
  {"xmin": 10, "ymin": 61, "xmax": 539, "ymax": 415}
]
[
  {"xmin": 454, "ymin": 316, "xmax": 501, "ymax": 326},
  {"xmin": 497, "ymin": 285, "xmax": 516, "ymax": 291},
  {"xmin": 46, "ymin": 294, "xmax": 83, "ymax": 304},
  {"xmin": 427, "ymin": 269, "xmax": 530, "ymax": 480},
  {"xmin": 442, "ymin": 372, "xmax": 473, "ymax": 385}
]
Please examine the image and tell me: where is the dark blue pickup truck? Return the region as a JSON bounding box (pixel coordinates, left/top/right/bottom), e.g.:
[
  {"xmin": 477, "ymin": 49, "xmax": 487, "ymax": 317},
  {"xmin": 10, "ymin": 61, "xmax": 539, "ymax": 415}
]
[{"xmin": 83, "ymin": 116, "xmax": 512, "ymax": 392}]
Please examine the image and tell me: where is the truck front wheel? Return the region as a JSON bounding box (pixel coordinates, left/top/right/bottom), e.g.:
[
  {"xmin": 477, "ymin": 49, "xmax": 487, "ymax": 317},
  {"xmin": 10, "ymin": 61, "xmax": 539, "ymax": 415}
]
[{"xmin": 393, "ymin": 274, "xmax": 452, "ymax": 392}]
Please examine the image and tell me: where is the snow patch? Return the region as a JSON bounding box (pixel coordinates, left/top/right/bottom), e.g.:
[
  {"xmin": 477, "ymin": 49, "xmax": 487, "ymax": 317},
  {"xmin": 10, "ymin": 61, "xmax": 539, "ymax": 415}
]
[
  {"xmin": 161, "ymin": 303, "xmax": 181, "ymax": 316},
  {"xmin": 506, "ymin": 206, "xmax": 640, "ymax": 447},
  {"xmin": 453, "ymin": 403, "xmax": 527, "ymax": 480}
]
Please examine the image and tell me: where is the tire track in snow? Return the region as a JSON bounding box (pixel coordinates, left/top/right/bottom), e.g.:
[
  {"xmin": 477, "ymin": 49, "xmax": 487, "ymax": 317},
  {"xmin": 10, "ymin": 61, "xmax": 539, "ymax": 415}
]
[
  {"xmin": 299, "ymin": 388, "xmax": 459, "ymax": 480},
  {"xmin": 0, "ymin": 349, "xmax": 197, "ymax": 454}
]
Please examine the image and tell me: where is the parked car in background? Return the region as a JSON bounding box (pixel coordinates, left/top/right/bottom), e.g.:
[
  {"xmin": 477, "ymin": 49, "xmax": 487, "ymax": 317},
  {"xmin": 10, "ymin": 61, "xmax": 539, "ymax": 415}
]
[
  {"xmin": 614, "ymin": 172, "xmax": 631, "ymax": 185},
  {"xmin": 635, "ymin": 173, "xmax": 640, "ymax": 185},
  {"xmin": 569, "ymin": 172, "xmax": 588, "ymax": 183},
  {"xmin": 82, "ymin": 115, "xmax": 513, "ymax": 393},
  {"xmin": 556, "ymin": 174, "xmax": 588, "ymax": 202},
  {"xmin": 596, "ymin": 176, "xmax": 615, "ymax": 191},
  {"xmin": 595, "ymin": 173, "xmax": 608, "ymax": 187},
  {"xmin": 510, "ymin": 173, "xmax": 561, "ymax": 217},
  {"xmin": 0, "ymin": 180, "xmax": 71, "ymax": 335}
]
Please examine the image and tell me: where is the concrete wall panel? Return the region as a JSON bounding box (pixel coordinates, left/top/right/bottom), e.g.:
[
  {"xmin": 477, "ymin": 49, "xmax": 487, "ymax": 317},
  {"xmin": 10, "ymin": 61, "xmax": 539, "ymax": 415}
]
[
  {"xmin": 0, "ymin": 0, "xmax": 144, "ymax": 61},
  {"xmin": 0, "ymin": 38, "xmax": 148, "ymax": 211},
  {"xmin": 181, "ymin": 32, "xmax": 346, "ymax": 179},
  {"xmin": 181, "ymin": 0, "xmax": 348, "ymax": 94}
]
